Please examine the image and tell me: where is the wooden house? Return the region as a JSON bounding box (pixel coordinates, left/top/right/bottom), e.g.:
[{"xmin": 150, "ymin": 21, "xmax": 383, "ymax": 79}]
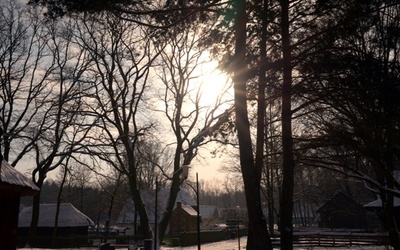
[
  {"xmin": 316, "ymin": 191, "xmax": 367, "ymax": 229},
  {"xmin": 169, "ymin": 202, "xmax": 199, "ymax": 234},
  {"xmin": 0, "ymin": 160, "xmax": 39, "ymax": 250}
]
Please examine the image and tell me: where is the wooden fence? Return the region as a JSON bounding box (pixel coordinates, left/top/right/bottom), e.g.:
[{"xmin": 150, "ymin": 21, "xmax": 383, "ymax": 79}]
[
  {"xmin": 19, "ymin": 231, "xmax": 391, "ymax": 248},
  {"xmin": 271, "ymin": 231, "xmax": 390, "ymax": 248}
]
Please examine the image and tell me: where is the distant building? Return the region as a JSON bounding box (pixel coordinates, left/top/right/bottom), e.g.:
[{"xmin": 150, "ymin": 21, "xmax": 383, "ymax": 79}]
[
  {"xmin": 199, "ymin": 205, "xmax": 219, "ymax": 220},
  {"xmin": 116, "ymin": 188, "xmax": 196, "ymax": 235},
  {"xmin": 18, "ymin": 203, "xmax": 94, "ymax": 247},
  {"xmin": 217, "ymin": 207, "xmax": 248, "ymax": 222},
  {"xmin": 316, "ymin": 191, "xmax": 367, "ymax": 229},
  {"xmin": 0, "ymin": 160, "xmax": 39, "ymax": 250}
]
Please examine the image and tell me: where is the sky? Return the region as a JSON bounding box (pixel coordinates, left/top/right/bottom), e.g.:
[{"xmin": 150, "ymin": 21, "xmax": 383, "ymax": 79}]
[
  {"xmin": 14, "ymin": 140, "xmax": 233, "ymax": 185},
  {"xmin": 4, "ymin": 4, "xmax": 235, "ymax": 188},
  {"xmin": 13, "ymin": 62, "xmax": 235, "ymax": 186}
]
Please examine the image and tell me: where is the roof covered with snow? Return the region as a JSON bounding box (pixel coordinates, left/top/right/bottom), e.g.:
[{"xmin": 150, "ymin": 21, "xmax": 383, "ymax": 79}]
[
  {"xmin": 363, "ymin": 171, "xmax": 400, "ymax": 208},
  {"xmin": 180, "ymin": 203, "xmax": 198, "ymax": 216},
  {"xmin": 199, "ymin": 205, "xmax": 218, "ymax": 219},
  {"xmin": 0, "ymin": 160, "xmax": 39, "ymax": 196},
  {"xmin": 364, "ymin": 196, "xmax": 400, "ymax": 208},
  {"xmin": 18, "ymin": 203, "xmax": 94, "ymax": 227},
  {"xmin": 116, "ymin": 188, "xmax": 196, "ymax": 224},
  {"xmin": 316, "ymin": 191, "xmax": 363, "ymax": 213}
]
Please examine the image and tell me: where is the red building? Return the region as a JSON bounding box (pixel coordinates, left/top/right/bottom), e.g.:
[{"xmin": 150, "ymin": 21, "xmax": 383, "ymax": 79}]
[{"xmin": 169, "ymin": 202, "xmax": 199, "ymax": 234}]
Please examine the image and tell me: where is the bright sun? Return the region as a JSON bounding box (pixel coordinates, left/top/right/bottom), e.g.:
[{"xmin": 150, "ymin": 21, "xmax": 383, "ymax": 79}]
[{"xmin": 195, "ymin": 60, "xmax": 233, "ymax": 109}]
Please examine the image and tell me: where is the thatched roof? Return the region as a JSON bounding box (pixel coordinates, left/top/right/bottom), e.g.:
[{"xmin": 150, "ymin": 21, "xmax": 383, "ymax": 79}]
[
  {"xmin": 19, "ymin": 203, "xmax": 94, "ymax": 228},
  {"xmin": 0, "ymin": 160, "xmax": 39, "ymax": 196}
]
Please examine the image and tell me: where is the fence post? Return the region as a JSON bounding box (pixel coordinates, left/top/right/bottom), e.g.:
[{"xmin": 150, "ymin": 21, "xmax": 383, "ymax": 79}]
[{"xmin": 349, "ymin": 230, "xmax": 352, "ymax": 246}]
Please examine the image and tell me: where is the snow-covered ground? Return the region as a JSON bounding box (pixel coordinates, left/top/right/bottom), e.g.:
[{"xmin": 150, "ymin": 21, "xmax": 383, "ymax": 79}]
[
  {"xmin": 161, "ymin": 237, "xmax": 246, "ymax": 250},
  {"xmin": 160, "ymin": 237, "xmax": 391, "ymax": 250},
  {"xmin": 17, "ymin": 238, "xmax": 248, "ymax": 250}
]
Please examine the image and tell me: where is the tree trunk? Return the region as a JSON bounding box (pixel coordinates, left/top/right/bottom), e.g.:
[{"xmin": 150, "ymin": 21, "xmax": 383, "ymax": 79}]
[
  {"xmin": 233, "ymin": 1, "xmax": 272, "ymax": 249},
  {"xmin": 27, "ymin": 177, "xmax": 44, "ymax": 247},
  {"xmin": 128, "ymin": 171, "xmax": 152, "ymax": 240},
  {"xmin": 158, "ymin": 123, "xmax": 202, "ymax": 243},
  {"xmin": 279, "ymin": 0, "xmax": 295, "ymax": 249},
  {"xmin": 158, "ymin": 136, "xmax": 185, "ymax": 243},
  {"xmin": 52, "ymin": 166, "xmax": 68, "ymax": 247},
  {"xmin": 255, "ymin": 0, "xmax": 268, "ymax": 187},
  {"xmin": 266, "ymin": 166, "xmax": 275, "ymax": 234},
  {"xmin": 157, "ymin": 174, "xmax": 181, "ymax": 244},
  {"xmin": 266, "ymin": 103, "xmax": 275, "ymax": 234},
  {"xmin": 382, "ymin": 160, "xmax": 400, "ymax": 250},
  {"xmin": 383, "ymin": 191, "xmax": 400, "ymax": 250}
]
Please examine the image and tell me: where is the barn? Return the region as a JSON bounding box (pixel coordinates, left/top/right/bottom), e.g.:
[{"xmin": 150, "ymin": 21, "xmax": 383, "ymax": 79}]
[
  {"xmin": 316, "ymin": 192, "xmax": 367, "ymax": 229},
  {"xmin": 0, "ymin": 159, "xmax": 39, "ymax": 250}
]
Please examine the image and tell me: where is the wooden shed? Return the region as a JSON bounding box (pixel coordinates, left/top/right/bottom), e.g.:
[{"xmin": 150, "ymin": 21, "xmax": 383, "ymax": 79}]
[
  {"xmin": 0, "ymin": 160, "xmax": 39, "ymax": 250},
  {"xmin": 316, "ymin": 192, "xmax": 367, "ymax": 229}
]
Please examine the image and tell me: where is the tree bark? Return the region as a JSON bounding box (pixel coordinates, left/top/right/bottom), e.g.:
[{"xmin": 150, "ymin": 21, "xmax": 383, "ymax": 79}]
[
  {"xmin": 52, "ymin": 165, "xmax": 68, "ymax": 247},
  {"xmin": 27, "ymin": 177, "xmax": 44, "ymax": 247},
  {"xmin": 157, "ymin": 172, "xmax": 181, "ymax": 243},
  {"xmin": 233, "ymin": 0, "xmax": 272, "ymax": 249},
  {"xmin": 255, "ymin": 0, "xmax": 268, "ymax": 187},
  {"xmin": 128, "ymin": 169, "xmax": 153, "ymax": 240},
  {"xmin": 279, "ymin": 0, "xmax": 295, "ymax": 249},
  {"xmin": 381, "ymin": 158, "xmax": 400, "ymax": 250},
  {"xmin": 383, "ymin": 190, "xmax": 400, "ymax": 250}
]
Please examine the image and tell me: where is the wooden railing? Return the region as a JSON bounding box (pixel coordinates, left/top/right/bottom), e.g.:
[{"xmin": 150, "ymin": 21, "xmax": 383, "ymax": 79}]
[
  {"xmin": 19, "ymin": 231, "xmax": 391, "ymax": 248},
  {"xmin": 271, "ymin": 231, "xmax": 390, "ymax": 247}
]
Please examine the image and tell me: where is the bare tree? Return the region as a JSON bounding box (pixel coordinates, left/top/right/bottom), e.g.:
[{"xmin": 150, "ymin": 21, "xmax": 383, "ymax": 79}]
[
  {"xmin": 152, "ymin": 23, "xmax": 234, "ymax": 245},
  {"xmin": 95, "ymin": 166, "xmax": 128, "ymax": 238},
  {"xmin": 0, "ymin": 2, "xmax": 92, "ymax": 246},
  {"xmin": 0, "ymin": 0, "xmax": 55, "ymax": 165},
  {"xmin": 26, "ymin": 15, "xmax": 92, "ymax": 246},
  {"xmin": 229, "ymin": 0, "xmax": 273, "ymax": 248},
  {"xmin": 135, "ymin": 140, "xmax": 174, "ymax": 190},
  {"xmin": 73, "ymin": 12, "xmax": 161, "ymax": 241}
]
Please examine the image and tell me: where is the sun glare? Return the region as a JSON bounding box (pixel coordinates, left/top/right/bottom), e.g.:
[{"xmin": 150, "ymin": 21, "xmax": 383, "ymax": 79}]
[{"xmin": 196, "ymin": 61, "xmax": 233, "ymax": 109}]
